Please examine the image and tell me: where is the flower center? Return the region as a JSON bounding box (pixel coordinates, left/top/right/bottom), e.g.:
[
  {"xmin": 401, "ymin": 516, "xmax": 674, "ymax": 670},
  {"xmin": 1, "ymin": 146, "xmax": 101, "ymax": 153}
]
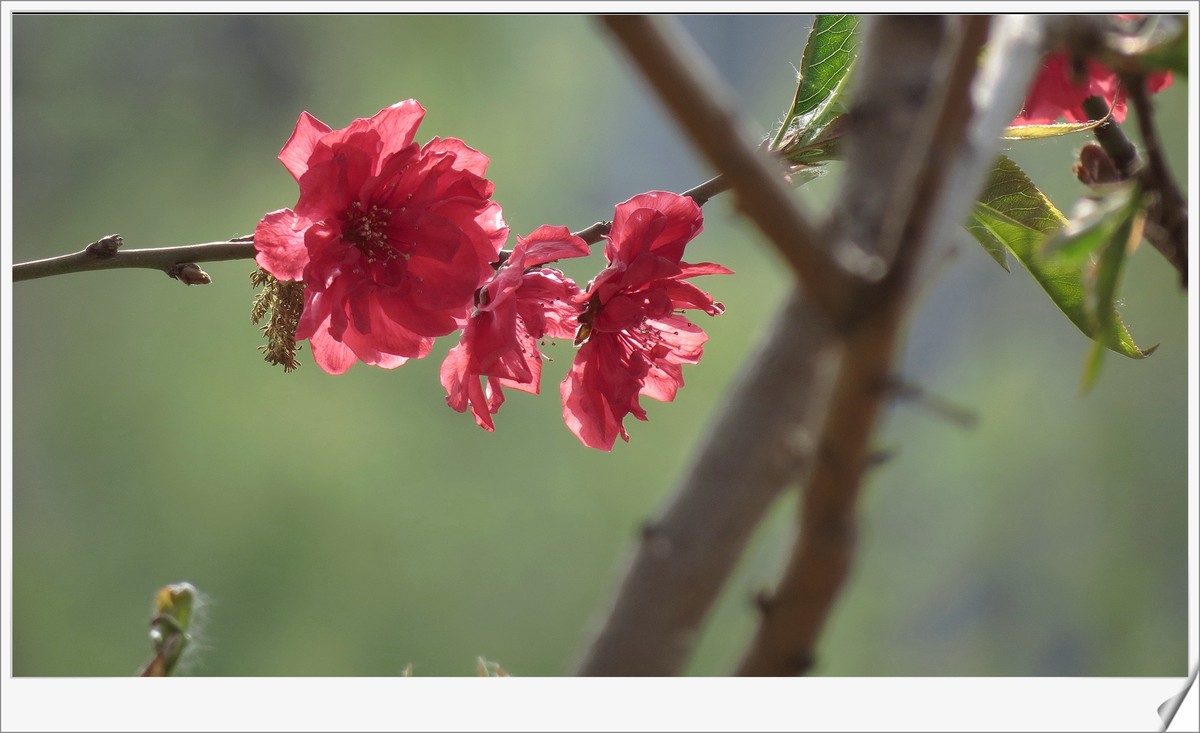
[
  {"xmin": 343, "ymin": 201, "xmax": 396, "ymax": 264},
  {"xmin": 574, "ymin": 294, "xmax": 601, "ymax": 345}
]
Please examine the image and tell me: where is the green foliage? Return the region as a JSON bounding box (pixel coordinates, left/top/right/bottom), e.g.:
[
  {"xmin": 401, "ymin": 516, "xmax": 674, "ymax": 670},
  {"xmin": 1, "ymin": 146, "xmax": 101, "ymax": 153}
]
[
  {"xmin": 1002, "ymin": 118, "xmax": 1107, "ymax": 140},
  {"xmin": 140, "ymin": 582, "xmax": 197, "ymax": 676},
  {"xmin": 774, "ymin": 14, "xmax": 860, "ymax": 155},
  {"xmin": 965, "ymin": 156, "xmax": 1153, "ymax": 367}
]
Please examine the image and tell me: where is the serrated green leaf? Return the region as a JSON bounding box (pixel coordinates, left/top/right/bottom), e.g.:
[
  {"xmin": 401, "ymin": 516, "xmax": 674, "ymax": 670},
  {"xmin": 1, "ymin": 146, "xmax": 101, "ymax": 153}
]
[
  {"xmin": 965, "ymin": 156, "xmax": 1152, "ymax": 361},
  {"xmin": 1002, "ymin": 118, "xmax": 1107, "ymax": 140},
  {"xmin": 975, "ymin": 155, "xmax": 1068, "ymax": 234},
  {"xmin": 963, "ymin": 216, "xmax": 1011, "ymax": 270},
  {"xmin": 1041, "ymin": 188, "xmax": 1136, "ymax": 269},
  {"xmin": 773, "ymin": 14, "xmax": 860, "ymax": 150},
  {"xmin": 1090, "ymin": 188, "xmax": 1150, "ymax": 355}
]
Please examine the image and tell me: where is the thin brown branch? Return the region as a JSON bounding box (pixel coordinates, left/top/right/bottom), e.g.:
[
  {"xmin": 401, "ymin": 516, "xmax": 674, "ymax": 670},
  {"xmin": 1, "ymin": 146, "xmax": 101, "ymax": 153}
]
[
  {"xmin": 16, "ymin": 176, "xmax": 727, "ymax": 283},
  {"xmin": 600, "ymin": 15, "xmax": 860, "ymax": 323},
  {"xmin": 1124, "ymin": 73, "xmax": 1188, "ymax": 288},
  {"xmin": 574, "ymin": 289, "xmax": 838, "ymax": 675},
  {"xmin": 736, "ymin": 14, "xmax": 1044, "ymax": 675},
  {"xmin": 1082, "ymin": 96, "xmax": 1141, "ymax": 179},
  {"xmin": 13, "ymin": 237, "xmax": 257, "ymax": 284}
]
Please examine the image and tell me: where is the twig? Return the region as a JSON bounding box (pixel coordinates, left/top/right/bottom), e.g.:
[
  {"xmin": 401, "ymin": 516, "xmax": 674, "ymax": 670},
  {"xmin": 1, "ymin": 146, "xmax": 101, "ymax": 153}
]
[
  {"xmin": 1124, "ymin": 73, "xmax": 1188, "ymax": 288},
  {"xmin": 600, "ymin": 15, "xmax": 860, "ymax": 323},
  {"xmin": 735, "ymin": 14, "xmax": 1044, "ymax": 675},
  {"xmin": 15, "ymin": 175, "xmax": 732, "ymax": 283},
  {"xmin": 887, "ymin": 378, "xmax": 979, "ymax": 430},
  {"xmin": 1082, "ymin": 96, "xmax": 1141, "ymax": 179},
  {"xmin": 13, "ymin": 237, "xmax": 256, "ymax": 284},
  {"xmin": 574, "ymin": 289, "xmax": 838, "ymax": 675}
]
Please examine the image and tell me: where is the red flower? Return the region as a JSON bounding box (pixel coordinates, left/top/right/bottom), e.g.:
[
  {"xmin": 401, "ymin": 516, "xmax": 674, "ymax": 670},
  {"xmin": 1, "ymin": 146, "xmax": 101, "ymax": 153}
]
[
  {"xmin": 441, "ymin": 226, "xmax": 590, "ymax": 431},
  {"xmin": 560, "ymin": 192, "xmax": 731, "ymax": 451},
  {"xmin": 254, "ymin": 100, "xmax": 508, "ymax": 374},
  {"xmin": 1012, "ymin": 51, "xmax": 1172, "ymax": 125}
]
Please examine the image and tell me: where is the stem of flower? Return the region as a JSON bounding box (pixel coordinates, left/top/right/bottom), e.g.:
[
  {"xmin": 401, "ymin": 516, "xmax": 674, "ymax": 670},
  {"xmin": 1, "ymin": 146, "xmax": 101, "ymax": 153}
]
[
  {"xmin": 1081, "ymin": 96, "xmax": 1140, "ymax": 178},
  {"xmin": 13, "ymin": 236, "xmax": 257, "ymax": 284},
  {"xmin": 15, "ymin": 178, "xmax": 738, "ymax": 283}
]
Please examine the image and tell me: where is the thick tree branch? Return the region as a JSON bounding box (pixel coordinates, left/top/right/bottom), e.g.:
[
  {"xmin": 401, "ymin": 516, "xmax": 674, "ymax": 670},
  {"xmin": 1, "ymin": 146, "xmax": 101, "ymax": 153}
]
[
  {"xmin": 574, "ymin": 289, "xmax": 838, "ymax": 675},
  {"xmin": 600, "ymin": 14, "xmax": 861, "ymax": 323},
  {"xmin": 13, "ymin": 236, "xmax": 256, "ymax": 284},
  {"xmin": 736, "ymin": 15, "xmax": 1045, "ymax": 675}
]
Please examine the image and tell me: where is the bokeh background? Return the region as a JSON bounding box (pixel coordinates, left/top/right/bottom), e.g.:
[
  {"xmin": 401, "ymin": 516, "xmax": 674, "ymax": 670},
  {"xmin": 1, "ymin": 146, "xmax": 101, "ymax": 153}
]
[{"xmin": 9, "ymin": 14, "xmax": 1189, "ymax": 676}]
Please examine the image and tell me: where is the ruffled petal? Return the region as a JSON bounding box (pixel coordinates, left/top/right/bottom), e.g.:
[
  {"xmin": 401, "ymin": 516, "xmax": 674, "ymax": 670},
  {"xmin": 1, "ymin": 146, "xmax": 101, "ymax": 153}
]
[
  {"xmin": 422, "ymin": 136, "xmax": 491, "ymax": 178},
  {"xmin": 561, "ymin": 346, "xmax": 622, "ymax": 451},
  {"xmin": 307, "ymin": 318, "xmax": 360, "ymax": 375},
  {"xmin": 278, "ymin": 111, "xmax": 333, "ymax": 182},
  {"xmin": 608, "ymin": 191, "xmax": 703, "ymax": 263},
  {"xmin": 366, "ymin": 100, "xmax": 428, "ymax": 167},
  {"xmin": 254, "ymin": 209, "xmax": 309, "ymax": 281},
  {"xmin": 514, "ymin": 225, "xmax": 591, "ymax": 268},
  {"xmin": 294, "ymin": 144, "xmax": 375, "ymax": 220},
  {"xmin": 560, "ymin": 336, "xmax": 646, "ymax": 450}
]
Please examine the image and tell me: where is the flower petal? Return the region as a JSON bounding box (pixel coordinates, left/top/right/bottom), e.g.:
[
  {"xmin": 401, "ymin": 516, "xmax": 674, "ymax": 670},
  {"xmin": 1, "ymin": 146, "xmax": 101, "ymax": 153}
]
[
  {"xmin": 366, "ymin": 100, "xmax": 428, "ymax": 166},
  {"xmin": 254, "ymin": 209, "xmax": 310, "ymax": 281},
  {"xmin": 514, "ymin": 225, "xmax": 591, "ymax": 268},
  {"xmin": 422, "ymin": 136, "xmax": 491, "ymax": 178},
  {"xmin": 278, "ymin": 111, "xmax": 333, "ymax": 182},
  {"xmin": 308, "ymin": 318, "xmax": 360, "ymax": 375},
  {"xmin": 608, "ymin": 191, "xmax": 703, "ymax": 264}
]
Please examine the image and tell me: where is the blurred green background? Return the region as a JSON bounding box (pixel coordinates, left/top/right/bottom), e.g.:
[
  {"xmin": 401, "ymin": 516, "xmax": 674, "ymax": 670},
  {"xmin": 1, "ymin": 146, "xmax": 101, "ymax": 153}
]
[{"xmin": 10, "ymin": 14, "xmax": 1188, "ymax": 676}]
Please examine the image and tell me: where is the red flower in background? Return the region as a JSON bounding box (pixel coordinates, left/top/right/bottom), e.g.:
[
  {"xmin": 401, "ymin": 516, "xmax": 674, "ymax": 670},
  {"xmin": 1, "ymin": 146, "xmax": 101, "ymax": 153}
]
[
  {"xmin": 561, "ymin": 192, "xmax": 731, "ymax": 451},
  {"xmin": 254, "ymin": 100, "xmax": 508, "ymax": 374},
  {"xmin": 441, "ymin": 226, "xmax": 590, "ymax": 431},
  {"xmin": 1012, "ymin": 51, "xmax": 1172, "ymax": 125}
]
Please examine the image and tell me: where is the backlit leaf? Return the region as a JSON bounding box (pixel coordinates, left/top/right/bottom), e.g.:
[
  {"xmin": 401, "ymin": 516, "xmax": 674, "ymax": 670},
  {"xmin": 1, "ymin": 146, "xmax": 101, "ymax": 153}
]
[
  {"xmin": 774, "ymin": 15, "xmax": 860, "ymax": 151},
  {"xmin": 964, "ymin": 156, "xmax": 1152, "ymax": 362},
  {"xmin": 1002, "ymin": 118, "xmax": 1107, "ymax": 140}
]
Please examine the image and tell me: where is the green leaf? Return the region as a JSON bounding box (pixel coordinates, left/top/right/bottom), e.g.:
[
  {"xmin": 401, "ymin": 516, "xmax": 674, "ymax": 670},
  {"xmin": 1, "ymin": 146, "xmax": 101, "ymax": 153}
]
[
  {"xmin": 1041, "ymin": 188, "xmax": 1136, "ymax": 268},
  {"xmin": 963, "ymin": 214, "xmax": 1011, "ymax": 270},
  {"xmin": 1002, "ymin": 118, "xmax": 1107, "ymax": 140},
  {"xmin": 964, "ymin": 156, "xmax": 1153, "ymax": 361},
  {"xmin": 1089, "ymin": 189, "xmax": 1150, "ymax": 355},
  {"xmin": 1080, "ymin": 341, "xmax": 1107, "ymax": 393},
  {"xmin": 773, "ymin": 14, "xmax": 860, "ymax": 150},
  {"xmin": 140, "ymin": 581, "xmax": 198, "ymax": 676}
]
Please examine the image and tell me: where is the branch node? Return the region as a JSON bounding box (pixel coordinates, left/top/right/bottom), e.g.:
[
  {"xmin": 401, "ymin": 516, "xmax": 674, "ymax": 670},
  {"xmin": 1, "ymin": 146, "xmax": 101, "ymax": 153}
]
[
  {"xmin": 640, "ymin": 521, "xmax": 674, "ymax": 559},
  {"xmin": 786, "ymin": 650, "xmax": 816, "ymax": 675},
  {"xmin": 85, "ymin": 234, "xmax": 123, "ymax": 258},
  {"xmin": 572, "ymin": 221, "xmax": 612, "ymax": 246},
  {"xmin": 168, "ymin": 263, "xmax": 212, "ymax": 286},
  {"xmin": 1075, "ymin": 142, "xmax": 1128, "ymax": 186},
  {"xmin": 753, "ymin": 588, "xmax": 774, "ymax": 615},
  {"xmin": 886, "ymin": 377, "xmax": 979, "ymax": 429},
  {"xmin": 866, "ymin": 448, "xmax": 896, "ymax": 470}
]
